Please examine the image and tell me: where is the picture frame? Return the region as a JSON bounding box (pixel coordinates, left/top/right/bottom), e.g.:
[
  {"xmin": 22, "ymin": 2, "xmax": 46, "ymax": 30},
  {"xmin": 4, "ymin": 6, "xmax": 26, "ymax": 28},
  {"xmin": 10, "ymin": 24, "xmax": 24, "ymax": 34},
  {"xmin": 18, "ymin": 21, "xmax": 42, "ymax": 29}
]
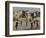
[{"xmin": 5, "ymin": 1, "xmax": 45, "ymax": 37}]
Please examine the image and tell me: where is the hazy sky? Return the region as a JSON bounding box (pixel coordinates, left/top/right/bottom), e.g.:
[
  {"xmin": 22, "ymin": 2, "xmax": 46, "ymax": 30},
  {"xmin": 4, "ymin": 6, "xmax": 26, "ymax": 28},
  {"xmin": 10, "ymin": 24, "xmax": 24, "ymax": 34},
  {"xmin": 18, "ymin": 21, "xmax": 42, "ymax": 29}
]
[{"xmin": 13, "ymin": 7, "xmax": 40, "ymax": 13}]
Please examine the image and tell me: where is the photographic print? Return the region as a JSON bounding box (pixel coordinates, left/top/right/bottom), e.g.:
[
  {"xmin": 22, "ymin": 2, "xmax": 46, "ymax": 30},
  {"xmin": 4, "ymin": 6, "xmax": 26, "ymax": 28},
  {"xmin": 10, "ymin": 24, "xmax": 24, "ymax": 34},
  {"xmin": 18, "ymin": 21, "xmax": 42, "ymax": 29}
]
[
  {"xmin": 5, "ymin": 1, "xmax": 45, "ymax": 37},
  {"xmin": 13, "ymin": 7, "xmax": 40, "ymax": 30}
]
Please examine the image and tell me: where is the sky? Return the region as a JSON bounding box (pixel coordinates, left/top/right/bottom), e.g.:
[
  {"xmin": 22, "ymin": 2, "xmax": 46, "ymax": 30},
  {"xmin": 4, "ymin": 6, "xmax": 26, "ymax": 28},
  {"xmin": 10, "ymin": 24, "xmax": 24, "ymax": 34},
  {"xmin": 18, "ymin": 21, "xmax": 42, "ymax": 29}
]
[{"xmin": 13, "ymin": 7, "xmax": 40, "ymax": 13}]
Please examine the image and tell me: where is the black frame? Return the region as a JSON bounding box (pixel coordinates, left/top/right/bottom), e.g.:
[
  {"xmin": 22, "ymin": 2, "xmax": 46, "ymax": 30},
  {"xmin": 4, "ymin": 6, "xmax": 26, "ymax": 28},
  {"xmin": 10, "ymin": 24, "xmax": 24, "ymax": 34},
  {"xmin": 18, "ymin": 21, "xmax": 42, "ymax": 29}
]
[{"xmin": 5, "ymin": 1, "xmax": 45, "ymax": 37}]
